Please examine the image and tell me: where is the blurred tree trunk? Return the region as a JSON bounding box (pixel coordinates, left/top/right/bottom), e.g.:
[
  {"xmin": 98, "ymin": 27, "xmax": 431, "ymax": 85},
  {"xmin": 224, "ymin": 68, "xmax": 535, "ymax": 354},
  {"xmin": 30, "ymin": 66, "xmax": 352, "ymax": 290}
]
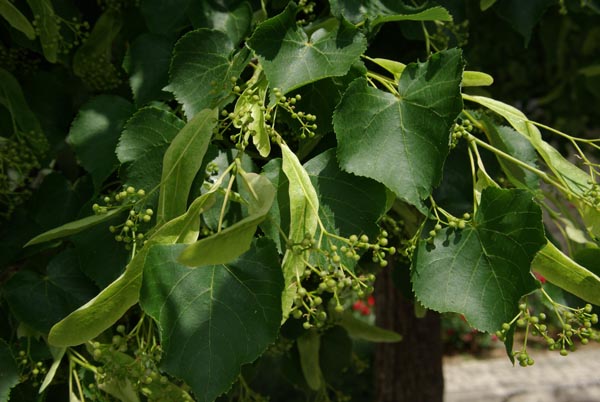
[{"xmin": 373, "ymin": 265, "xmax": 444, "ymax": 402}]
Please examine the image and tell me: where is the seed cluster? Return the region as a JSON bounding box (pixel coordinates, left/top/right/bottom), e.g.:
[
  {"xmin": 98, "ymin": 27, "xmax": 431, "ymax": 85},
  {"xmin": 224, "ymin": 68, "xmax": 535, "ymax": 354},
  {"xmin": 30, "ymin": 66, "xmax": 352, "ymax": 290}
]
[
  {"xmin": 0, "ymin": 131, "xmax": 48, "ymax": 220},
  {"xmin": 92, "ymin": 186, "xmax": 152, "ymax": 251},
  {"xmin": 289, "ymin": 230, "xmax": 396, "ymax": 330},
  {"xmin": 496, "ymin": 302, "xmax": 599, "ymax": 366}
]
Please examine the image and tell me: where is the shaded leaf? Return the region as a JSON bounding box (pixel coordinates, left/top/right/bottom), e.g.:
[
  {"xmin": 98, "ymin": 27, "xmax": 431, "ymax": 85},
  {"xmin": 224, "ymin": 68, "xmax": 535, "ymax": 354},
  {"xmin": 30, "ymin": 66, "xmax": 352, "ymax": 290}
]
[
  {"xmin": 157, "ymin": 107, "xmax": 218, "ymax": 224},
  {"xmin": 479, "ymin": 114, "xmax": 539, "ymax": 191},
  {"xmin": 334, "ymin": 49, "xmax": 464, "ymax": 211},
  {"xmin": 178, "ymin": 173, "xmax": 276, "ymax": 266},
  {"xmin": 123, "ymin": 33, "xmax": 174, "ymax": 106},
  {"xmin": 0, "ymin": 0, "xmax": 35, "ymax": 39},
  {"xmin": 0, "ymin": 68, "xmax": 44, "ymax": 142},
  {"xmin": 3, "ymin": 250, "xmax": 98, "ymax": 333},
  {"xmin": 25, "ymin": 0, "xmax": 59, "ymax": 62},
  {"xmin": 0, "ymin": 339, "xmax": 19, "ymax": 402},
  {"xmin": 140, "ymin": 0, "xmax": 191, "ymax": 34},
  {"xmin": 493, "ymin": 0, "xmax": 554, "ymax": 45},
  {"xmin": 297, "ymin": 331, "xmax": 323, "ymax": 391},
  {"xmin": 532, "ymin": 242, "xmax": 600, "ymax": 306},
  {"xmin": 140, "ymin": 239, "xmax": 283, "ymax": 402},
  {"xmin": 39, "ymin": 346, "xmax": 66, "ymax": 393},
  {"xmin": 189, "ymin": 0, "xmax": 252, "ymax": 45},
  {"xmin": 247, "ymin": 4, "xmax": 366, "ymax": 94},
  {"xmin": 319, "ymin": 326, "xmax": 352, "ymax": 384},
  {"xmin": 165, "ymin": 29, "xmax": 250, "ymax": 119},
  {"xmin": 72, "ymin": 10, "xmax": 123, "ymax": 88},
  {"xmin": 329, "ymin": 0, "xmax": 452, "ymax": 25},
  {"xmin": 116, "ymin": 107, "xmax": 184, "ymax": 201},
  {"xmin": 71, "ymin": 217, "xmax": 130, "ymax": 288},
  {"xmin": 412, "ymin": 187, "xmax": 546, "ymax": 333},
  {"xmin": 339, "ymin": 312, "xmax": 402, "ymax": 342},
  {"xmin": 67, "ymin": 95, "xmax": 134, "ymax": 189}
]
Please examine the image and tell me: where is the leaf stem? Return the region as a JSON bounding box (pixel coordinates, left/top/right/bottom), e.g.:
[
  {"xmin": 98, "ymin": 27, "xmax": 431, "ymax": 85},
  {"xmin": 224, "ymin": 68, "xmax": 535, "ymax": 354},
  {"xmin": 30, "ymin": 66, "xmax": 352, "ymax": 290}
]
[
  {"xmin": 218, "ymin": 169, "xmax": 237, "ymax": 233},
  {"xmin": 467, "ymin": 134, "xmax": 570, "ymax": 194}
]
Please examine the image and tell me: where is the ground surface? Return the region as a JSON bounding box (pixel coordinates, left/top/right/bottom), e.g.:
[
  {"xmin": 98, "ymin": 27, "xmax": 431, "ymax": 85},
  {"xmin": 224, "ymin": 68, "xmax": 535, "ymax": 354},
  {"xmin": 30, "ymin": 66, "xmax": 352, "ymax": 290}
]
[{"xmin": 444, "ymin": 345, "xmax": 600, "ymax": 402}]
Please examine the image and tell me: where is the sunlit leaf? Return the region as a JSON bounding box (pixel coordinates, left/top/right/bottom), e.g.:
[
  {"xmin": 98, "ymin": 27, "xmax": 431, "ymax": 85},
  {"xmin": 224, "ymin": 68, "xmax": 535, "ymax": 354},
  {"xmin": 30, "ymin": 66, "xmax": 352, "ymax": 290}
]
[
  {"xmin": 335, "ymin": 49, "xmax": 464, "ymax": 211},
  {"xmin": 157, "ymin": 107, "xmax": 218, "ymax": 224},
  {"xmin": 247, "ymin": 3, "xmax": 366, "ymax": 94},
  {"xmin": 178, "ymin": 173, "xmax": 275, "ymax": 266}
]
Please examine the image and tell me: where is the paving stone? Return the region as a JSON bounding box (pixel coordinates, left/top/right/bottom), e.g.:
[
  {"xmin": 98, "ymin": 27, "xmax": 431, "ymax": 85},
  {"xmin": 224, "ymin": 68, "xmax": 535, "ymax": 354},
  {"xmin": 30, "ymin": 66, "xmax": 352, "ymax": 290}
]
[{"xmin": 444, "ymin": 347, "xmax": 600, "ymax": 402}]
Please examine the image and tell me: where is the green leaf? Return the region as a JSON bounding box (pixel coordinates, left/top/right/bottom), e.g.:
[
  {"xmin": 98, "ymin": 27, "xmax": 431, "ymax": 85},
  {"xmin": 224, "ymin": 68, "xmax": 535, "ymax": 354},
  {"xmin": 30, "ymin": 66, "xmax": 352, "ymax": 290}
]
[
  {"xmin": 0, "ymin": 0, "xmax": 35, "ymax": 39},
  {"xmin": 260, "ymin": 159, "xmax": 289, "ymax": 252},
  {"xmin": 574, "ymin": 247, "xmax": 600, "ymax": 277},
  {"xmin": 157, "ymin": 107, "xmax": 218, "ymax": 224},
  {"xmin": 67, "ymin": 95, "xmax": 134, "ymax": 189},
  {"xmin": 25, "ymin": 0, "xmax": 59, "ymax": 62},
  {"xmin": 329, "ymin": 0, "xmax": 452, "ymax": 25},
  {"xmin": 462, "ymin": 71, "xmax": 494, "ymax": 87},
  {"xmin": 280, "ymin": 142, "xmax": 320, "ymax": 319},
  {"xmin": 178, "ymin": 172, "xmax": 276, "ymax": 266},
  {"xmin": 116, "ymin": 107, "xmax": 184, "ymax": 200},
  {"xmin": 123, "ymin": 33, "xmax": 174, "ymax": 107},
  {"xmin": 480, "ymin": 0, "xmax": 497, "ymax": 11},
  {"xmin": 0, "ymin": 339, "xmax": 19, "ymax": 401},
  {"xmin": 319, "ymin": 326, "xmax": 352, "ymax": 383},
  {"xmin": 48, "ymin": 192, "xmax": 218, "ymax": 346},
  {"xmin": 304, "ymin": 148, "xmax": 388, "ymax": 269},
  {"xmin": 335, "ymin": 49, "xmax": 464, "ymax": 211},
  {"xmin": 25, "ymin": 207, "xmax": 125, "ymax": 246},
  {"xmin": 93, "ymin": 344, "xmax": 190, "ymax": 401},
  {"xmin": 247, "ymin": 4, "xmax": 367, "ymax": 94},
  {"xmin": 297, "ymin": 331, "xmax": 323, "ymax": 391},
  {"xmin": 463, "ymin": 94, "xmax": 591, "ymax": 196},
  {"xmin": 305, "ymin": 149, "xmax": 387, "ymax": 238},
  {"xmin": 117, "ymin": 107, "xmax": 184, "ymax": 164},
  {"xmin": 479, "ymin": 114, "xmax": 539, "ymax": 191},
  {"xmin": 464, "ymin": 94, "xmax": 599, "ymax": 238},
  {"xmin": 532, "ymin": 242, "xmax": 600, "ymax": 306},
  {"xmin": 412, "ymin": 187, "xmax": 546, "ymax": 333},
  {"xmin": 165, "ymin": 29, "xmax": 251, "ymax": 119},
  {"xmin": 71, "ymin": 218, "xmax": 130, "ymax": 288},
  {"xmin": 72, "ymin": 10, "xmax": 123, "ymax": 89},
  {"xmin": 371, "ymin": 6, "xmax": 453, "ymax": 26},
  {"xmin": 339, "ymin": 312, "xmax": 401, "ymax": 342},
  {"xmin": 189, "ymin": 0, "xmax": 252, "ymax": 45},
  {"xmin": 2, "ymin": 249, "xmax": 98, "ymax": 333},
  {"xmin": 39, "ymin": 346, "xmax": 66, "ymax": 393},
  {"xmin": 139, "ymin": 239, "xmax": 283, "ymax": 402},
  {"xmin": 364, "ymin": 56, "xmax": 405, "ymax": 80},
  {"xmin": 0, "ymin": 68, "xmax": 44, "ymax": 141},
  {"xmin": 493, "ymin": 0, "xmax": 554, "ymax": 45},
  {"xmin": 140, "ymin": 0, "xmax": 191, "ymax": 34}
]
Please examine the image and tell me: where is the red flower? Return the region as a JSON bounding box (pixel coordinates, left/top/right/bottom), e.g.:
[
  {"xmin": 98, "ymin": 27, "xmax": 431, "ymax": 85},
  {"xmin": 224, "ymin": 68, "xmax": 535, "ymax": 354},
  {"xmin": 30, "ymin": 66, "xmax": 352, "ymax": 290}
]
[
  {"xmin": 534, "ymin": 271, "xmax": 546, "ymax": 284},
  {"xmin": 352, "ymin": 300, "xmax": 371, "ymax": 315}
]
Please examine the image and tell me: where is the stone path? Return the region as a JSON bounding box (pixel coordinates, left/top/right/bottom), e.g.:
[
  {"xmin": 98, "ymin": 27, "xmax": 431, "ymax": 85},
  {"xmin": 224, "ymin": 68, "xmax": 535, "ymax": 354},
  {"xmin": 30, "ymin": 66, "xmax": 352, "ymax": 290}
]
[{"xmin": 444, "ymin": 346, "xmax": 600, "ymax": 402}]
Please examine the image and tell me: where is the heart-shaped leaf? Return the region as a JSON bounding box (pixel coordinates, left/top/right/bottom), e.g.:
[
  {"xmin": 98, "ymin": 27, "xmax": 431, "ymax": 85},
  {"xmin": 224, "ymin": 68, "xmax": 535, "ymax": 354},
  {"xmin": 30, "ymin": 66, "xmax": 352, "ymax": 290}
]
[
  {"xmin": 247, "ymin": 3, "xmax": 366, "ymax": 94},
  {"xmin": 140, "ymin": 239, "xmax": 283, "ymax": 402},
  {"xmin": 412, "ymin": 187, "xmax": 546, "ymax": 333},
  {"xmin": 165, "ymin": 29, "xmax": 250, "ymax": 119},
  {"xmin": 334, "ymin": 48, "xmax": 464, "ymax": 210}
]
